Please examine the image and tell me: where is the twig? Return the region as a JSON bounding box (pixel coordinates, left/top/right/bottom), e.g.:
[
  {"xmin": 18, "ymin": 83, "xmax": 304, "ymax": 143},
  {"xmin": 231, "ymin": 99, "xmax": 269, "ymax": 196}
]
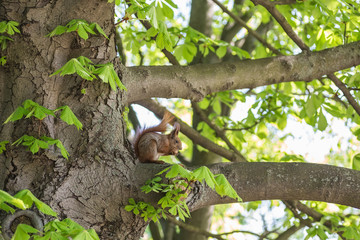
[
  {"xmin": 328, "ymin": 73, "xmax": 360, "ymax": 116},
  {"xmin": 135, "ymin": 99, "xmax": 247, "ymax": 162},
  {"xmin": 272, "ymin": 0, "xmax": 299, "ymax": 5},
  {"xmin": 284, "ymin": 200, "xmax": 346, "ymax": 239},
  {"xmin": 275, "ymin": 223, "xmax": 306, "ymax": 240},
  {"xmin": 138, "ymin": 20, "xmax": 180, "ymax": 66},
  {"xmin": 251, "ymin": 0, "xmax": 309, "ymax": 51},
  {"xmin": 166, "ymin": 215, "xmax": 261, "ymax": 240},
  {"xmin": 192, "ymin": 102, "xmax": 247, "ymax": 161},
  {"xmin": 210, "ymin": 0, "xmax": 282, "ymax": 55}
]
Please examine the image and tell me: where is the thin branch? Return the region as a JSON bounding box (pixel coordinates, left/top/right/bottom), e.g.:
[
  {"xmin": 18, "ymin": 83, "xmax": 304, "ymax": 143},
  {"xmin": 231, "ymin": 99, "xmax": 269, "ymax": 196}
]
[
  {"xmin": 134, "ymin": 99, "xmax": 246, "ymax": 162},
  {"xmin": 166, "ymin": 216, "xmax": 261, "ymax": 240},
  {"xmin": 272, "ymin": 0, "xmax": 299, "ymax": 5},
  {"xmin": 252, "ymin": 0, "xmax": 360, "ymax": 116},
  {"xmin": 328, "ymin": 73, "xmax": 360, "ymax": 115},
  {"xmin": 166, "ymin": 216, "xmax": 225, "ymax": 240},
  {"xmin": 252, "ymin": 0, "xmax": 309, "ymax": 51},
  {"xmin": 121, "ymin": 0, "xmax": 180, "ymax": 66},
  {"xmin": 284, "ymin": 200, "xmax": 346, "ymax": 240},
  {"xmin": 210, "ymin": 0, "xmax": 282, "ymax": 55},
  {"xmin": 192, "ymin": 102, "xmax": 247, "ymax": 162},
  {"xmin": 138, "ymin": 19, "xmax": 180, "ymax": 66},
  {"xmin": 275, "ymin": 223, "xmax": 306, "ymax": 240}
]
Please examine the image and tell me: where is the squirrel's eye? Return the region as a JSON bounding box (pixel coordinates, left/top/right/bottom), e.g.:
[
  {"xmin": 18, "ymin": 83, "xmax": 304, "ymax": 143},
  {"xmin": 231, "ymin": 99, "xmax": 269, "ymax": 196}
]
[{"xmin": 175, "ymin": 140, "xmax": 178, "ymax": 143}]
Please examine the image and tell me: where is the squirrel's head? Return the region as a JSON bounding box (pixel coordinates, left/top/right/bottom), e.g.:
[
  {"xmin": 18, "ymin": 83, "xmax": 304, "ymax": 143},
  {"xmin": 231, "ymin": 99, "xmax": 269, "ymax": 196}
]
[{"xmin": 169, "ymin": 122, "xmax": 182, "ymax": 155}]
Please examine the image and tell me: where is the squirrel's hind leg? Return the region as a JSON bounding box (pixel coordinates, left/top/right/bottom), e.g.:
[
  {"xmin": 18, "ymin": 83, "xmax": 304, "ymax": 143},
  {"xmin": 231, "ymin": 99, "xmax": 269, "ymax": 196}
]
[{"xmin": 138, "ymin": 140, "xmax": 164, "ymax": 163}]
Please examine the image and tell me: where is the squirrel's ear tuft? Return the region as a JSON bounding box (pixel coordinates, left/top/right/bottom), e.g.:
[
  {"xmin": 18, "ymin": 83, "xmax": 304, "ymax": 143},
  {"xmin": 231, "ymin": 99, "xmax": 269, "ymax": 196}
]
[{"xmin": 171, "ymin": 122, "xmax": 180, "ymax": 136}]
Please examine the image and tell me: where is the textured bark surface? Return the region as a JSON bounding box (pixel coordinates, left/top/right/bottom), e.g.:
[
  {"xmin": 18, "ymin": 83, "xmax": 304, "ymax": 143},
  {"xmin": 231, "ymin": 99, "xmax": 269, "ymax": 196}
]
[{"xmin": 0, "ymin": 1, "xmax": 147, "ymax": 239}]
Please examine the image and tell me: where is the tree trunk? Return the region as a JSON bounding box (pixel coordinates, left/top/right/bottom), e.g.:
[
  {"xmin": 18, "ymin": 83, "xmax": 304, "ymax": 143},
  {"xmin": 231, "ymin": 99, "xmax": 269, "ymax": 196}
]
[{"xmin": 0, "ymin": 1, "xmax": 147, "ymax": 239}]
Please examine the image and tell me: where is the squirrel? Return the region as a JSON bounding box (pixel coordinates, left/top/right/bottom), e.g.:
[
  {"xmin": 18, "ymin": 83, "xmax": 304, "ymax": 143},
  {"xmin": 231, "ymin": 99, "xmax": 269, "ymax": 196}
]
[{"xmin": 133, "ymin": 112, "xmax": 182, "ymax": 164}]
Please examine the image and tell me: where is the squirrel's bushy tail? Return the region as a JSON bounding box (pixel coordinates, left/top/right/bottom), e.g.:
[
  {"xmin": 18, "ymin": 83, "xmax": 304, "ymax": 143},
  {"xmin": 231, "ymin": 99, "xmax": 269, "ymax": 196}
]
[{"xmin": 133, "ymin": 112, "xmax": 174, "ymax": 157}]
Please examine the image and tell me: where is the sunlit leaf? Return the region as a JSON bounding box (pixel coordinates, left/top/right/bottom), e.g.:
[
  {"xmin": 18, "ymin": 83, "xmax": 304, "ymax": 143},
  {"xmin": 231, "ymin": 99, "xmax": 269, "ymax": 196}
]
[{"xmin": 56, "ymin": 105, "xmax": 83, "ymax": 130}]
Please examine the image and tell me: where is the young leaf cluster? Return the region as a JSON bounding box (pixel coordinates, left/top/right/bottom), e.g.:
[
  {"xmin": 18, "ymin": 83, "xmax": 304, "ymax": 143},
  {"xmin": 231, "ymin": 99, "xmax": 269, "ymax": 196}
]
[
  {"xmin": 0, "ymin": 140, "xmax": 9, "ymax": 154},
  {"xmin": 119, "ymin": 0, "xmax": 178, "ymax": 52},
  {"xmin": 0, "ymin": 189, "xmax": 99, "ymax": 240},
  {"xmin": 2, "ymin": 99, "xmax": 82, "ymax": 159},
  {"xmin": 0, "ymin": 20, "xmax": 20, "ymax": 66},
  {"xmin": 13, "ymin": 135, "xmax": 69, "ymax": 160},
  {"xmin": 4, "ymin": 99, "xmax": 83, "ymax": 130},
  {"xmin": 50, "ymin": 56, "xmax": 126, "ymax": 91},
  {"xmin": 125, "ymin": 164, "xmax": 241, "ymax": 222},
  {"xmin": 0, "ymin": 20, "xmax": 20, "ymax": 50},
  {"xmin": 47, "ymin": 19, "xmax": 108, "ymax": 40}
]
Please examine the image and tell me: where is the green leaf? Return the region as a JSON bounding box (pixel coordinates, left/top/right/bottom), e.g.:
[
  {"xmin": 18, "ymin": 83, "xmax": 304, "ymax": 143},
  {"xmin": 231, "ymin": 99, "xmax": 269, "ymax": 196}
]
[
  {"xmin": 72, "ymin": 230, "xmax": 99, "ymax": 240},
  {"xmin": 164, "ymin": 164, "xmax": 192, "ymax": 180},
  {"xmin": 149, "ymin": 5, "xmax": 159, "ymax": 29},
  {"xmin": 33, "ymin": 231, "xmax": 68, "ymax": 240},
  {"xmin": 156, "ymin": 166, "xmax": 171, "ymax": 176},
  {"xmin": 192, "ymin": 166, "xmax": 217, "ymax": 189},
  {"xmin": 156, "ymin": 32, "xmax": 165, "ymax": 49},
  {"xmin": 18, "ymin": 100, "xmax": 56, "ymax": 120},
  {"xmin": 352, "ymin": 153, "xmax": 360, "ymax": 171},
  {"xmin": 174, "ymin": 42, "xmax": 197, "ymax": 62},
  {"xmin": 56, "ymin": 105, "xmax": 83, "ymax": 130},
  {"xmin": 77, "ymin": 25, "xmax": 89, "ymax": 40},
  {"xmin": 0, "ymin": 202, "xmax": 16, "ymax": 214},
  {"xmin": 3, "ymin": 106, "xmax": 29, "ymax": 124},
  {"xmin": 0, "ymin": 189, "xmax": 27, "ymax": 210},
  {"xmin": 276, "ymin": 115, "xmax": 287, "ymax": 130},
  {"xmin": 216, "ymin": 46, "xmax": 227, "ymax": 59},
  {"xmin": 214, "ymin": 174, "xmax": 242, "ymax": 201},
  {"xmin": 50, "ymin": 58, "xmax": 95, "ymax": 80},
  {"xmin": 124, "ymin": 205, "xmax": 135, "ymax": 212},
  {"xmin": 14, "ymin": 189, "xmax": 57, "ymax": 217},
  {"xmin": 0, "ymin": 56, "xmax": 7, "ymax": 65},
  {"xmin": 94, "ymin": 63, "xmax": 127, "ymax": 91},
  {"xmin": 305, "ymin": 95, "xmax": 316, "ymax": 117},
  {"xmin": 0, "ymin": 21, "xmax": 7, "ymax": 33},
  {"xmin": 0, "ymin": 140, "xmax": 9, "ymax": 154},
  {"xmin": 12, "ymin": 135, "xmax": 49, "ymax": 155},
  {"xmin": 47, "ymin": 25, "xmax": 68, "ymax": 37},
  {"xmin": 91, "ymin": 23, "xmax": 109, "ymax": 39},
  {"xmin": 318, "ymin": 108, "xmax": 327, "ymax": 131},
  {"xmin": 12, "ymin": 224, "xmax": 38, "ymax": 240}
]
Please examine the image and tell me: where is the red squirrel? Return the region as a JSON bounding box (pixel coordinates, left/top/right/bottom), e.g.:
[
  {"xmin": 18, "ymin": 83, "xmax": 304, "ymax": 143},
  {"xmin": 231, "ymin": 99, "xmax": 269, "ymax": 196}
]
[{"xmin": 133, "ymin": 112, "xmax": 182, "ymax": 163}]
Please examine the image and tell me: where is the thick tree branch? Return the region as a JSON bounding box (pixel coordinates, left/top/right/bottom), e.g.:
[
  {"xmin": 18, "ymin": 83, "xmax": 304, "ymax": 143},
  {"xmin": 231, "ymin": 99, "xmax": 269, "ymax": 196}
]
[
  {"xmin": 134, "ymin": 99, "xmax": 246, "ymax": 162},
  {"xmin": 135, "ymin": 162, "xmax": 360, "ymax": 211},
  {"xmin": 124, "ymin": 41, "xmax": 360, "ymax": 103}
]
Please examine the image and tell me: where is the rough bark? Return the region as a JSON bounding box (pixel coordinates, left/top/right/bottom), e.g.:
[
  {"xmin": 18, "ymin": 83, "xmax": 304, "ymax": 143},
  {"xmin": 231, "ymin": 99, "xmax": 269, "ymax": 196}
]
[
  {"xmin": 0, "ymin": 1, "xmax": 146, "ymax": 239},
  {"xmin": 124, "ymin": 41, "xmax": 360, "ymax": 103}
]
